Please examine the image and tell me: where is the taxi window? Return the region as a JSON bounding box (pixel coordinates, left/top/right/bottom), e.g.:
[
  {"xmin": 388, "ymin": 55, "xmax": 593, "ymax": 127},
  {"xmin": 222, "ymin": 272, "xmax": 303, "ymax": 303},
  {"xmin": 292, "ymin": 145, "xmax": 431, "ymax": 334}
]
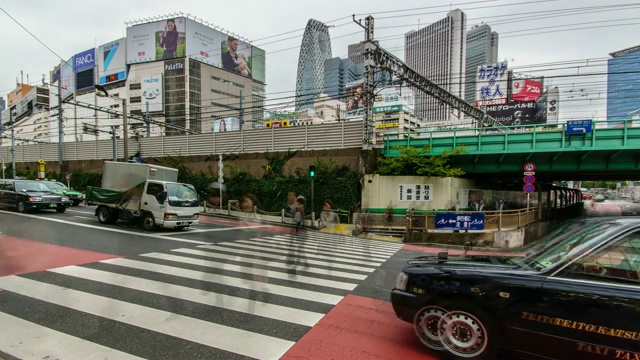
[{"xmin": 559, "ymin": 231, "xmax": 640, "ymax": 286}]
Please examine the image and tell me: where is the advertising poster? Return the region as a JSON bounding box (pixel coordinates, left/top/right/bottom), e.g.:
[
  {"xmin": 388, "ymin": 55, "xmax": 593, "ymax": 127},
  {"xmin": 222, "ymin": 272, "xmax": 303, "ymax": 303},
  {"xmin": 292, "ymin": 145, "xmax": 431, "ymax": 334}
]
[
  {"xmin": 185, "ymin": 18, "xmax": 223, "ymax": 67},
  {"xmin": 546, "ymin": 86, "xmax": 560, "ymax": 123},
  {"xmin": 213, "ymin": 117, "xmax": 241, "ymax": 132},
  {"xmin": 60, "ymin": 57, "xmax": 75, "ymax": 100},
  {"xmin": 50, "ymin": 63, "xmax": 61, "ymax": 84},
  {"xmin": 346, "ymin": 80, "xmax": 365, "ymax": 115},
  {"xmin": 74, "ymin": 48, "xmax": 96, "ymax": 91},
  {"xmin": 535, "ymin": 92, "xmax": 548, "ymax": 123},
  {"xmin": 251, "ymin": 46, "xmax": 266, "ymax": 83},
  {"xmin": 373, "ymin": 86, "xmax": 415, "ymax": 114},
  {"xmin": 220, "ymin": 35, "xmax": 253, "ymax": 79},
  {"xmin": 475, "ymin": 62, "xmax": 509, "ymax": 107},
  {"xmin": 140, "ymin": 74, "xmax": 163, "ymax": 112},
  {"xmin": 98, "ymin": 38, "xmax": 127, "ymax": 85},
  {"xmin": 485, "ymin": 102, "xmax": 539, "ymax": 126},
  {"xmin": 126, "ymin": 18, "xmax": 186, "ymax": 64},
  {"xmin": 511, "ymin": 78, "xmax": 543, "ymax": 102}
]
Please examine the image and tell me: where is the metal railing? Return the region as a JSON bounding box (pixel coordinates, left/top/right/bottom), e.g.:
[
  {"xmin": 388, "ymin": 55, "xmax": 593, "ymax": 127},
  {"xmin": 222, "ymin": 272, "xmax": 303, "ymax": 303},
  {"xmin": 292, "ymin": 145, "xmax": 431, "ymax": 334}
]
[
  {"xmin": 0, "ymin": 120, "xmax": 364, "ymax": 163},
  {"xmin": 356, "ymin": 208, "xmax": 540, "ymax": 234}
]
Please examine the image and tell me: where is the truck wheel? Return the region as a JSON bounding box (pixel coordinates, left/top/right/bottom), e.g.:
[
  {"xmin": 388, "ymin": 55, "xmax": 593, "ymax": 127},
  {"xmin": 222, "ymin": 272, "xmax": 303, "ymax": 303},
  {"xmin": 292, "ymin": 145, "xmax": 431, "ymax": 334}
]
[
  {"xmin": 97, "ymin": 206, "xmax": 113, "ymax": 224},
  {"xmin": 142, "ymin": 213, "xmax": 156, "ymax": 231},
  {"xmin": 56, "ymin": 206, "xmax": 67, "ymax": 214},
  {"xmin": 437, "ymin": 301, "xmax": 500, "ymax": 360},
  {"xmin": 17, "ymin": 201, "xmax": 27, "ymax": 213}
]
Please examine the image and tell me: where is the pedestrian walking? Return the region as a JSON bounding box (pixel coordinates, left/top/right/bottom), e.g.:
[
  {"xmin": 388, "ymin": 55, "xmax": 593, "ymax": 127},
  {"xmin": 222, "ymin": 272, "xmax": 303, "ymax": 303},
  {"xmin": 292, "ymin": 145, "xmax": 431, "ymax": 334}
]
[{"xmin": 293, "ymin": 196, "xmax": 305, "ymax": 233}]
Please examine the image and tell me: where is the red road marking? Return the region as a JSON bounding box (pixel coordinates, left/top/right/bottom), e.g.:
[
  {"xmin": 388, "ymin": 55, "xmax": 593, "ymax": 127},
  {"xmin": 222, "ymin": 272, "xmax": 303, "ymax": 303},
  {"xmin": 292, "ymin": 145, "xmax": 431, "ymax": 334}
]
[
  {"xmin": 0, "ymin": 235, "xmax": 120, "ymax": 277},
  {"xmin": 402, "ymin": 244, "xmax": 525, "ymax": 257},
  {"xmin": 282, "ymin": 294, "xmax": 437, "ymax": 360},
  {"xmin": 198, "ymin": 216, "xmax": 298, "ymax": 234}
]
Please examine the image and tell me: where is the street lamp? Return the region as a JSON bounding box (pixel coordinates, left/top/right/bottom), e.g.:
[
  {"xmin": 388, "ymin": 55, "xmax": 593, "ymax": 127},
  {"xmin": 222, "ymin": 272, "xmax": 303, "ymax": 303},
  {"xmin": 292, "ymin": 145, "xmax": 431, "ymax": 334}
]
[{"xmin": 96, "ymin": 84, "xmax": 129, "ymax": 161}]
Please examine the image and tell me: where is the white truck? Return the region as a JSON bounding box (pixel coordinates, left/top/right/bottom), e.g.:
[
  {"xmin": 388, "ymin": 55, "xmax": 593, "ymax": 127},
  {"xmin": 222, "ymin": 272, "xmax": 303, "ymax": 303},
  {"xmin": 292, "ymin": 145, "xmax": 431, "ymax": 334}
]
[{"xmin": 86, "ymin": 161, "xmax": 200, "ymax": 231}]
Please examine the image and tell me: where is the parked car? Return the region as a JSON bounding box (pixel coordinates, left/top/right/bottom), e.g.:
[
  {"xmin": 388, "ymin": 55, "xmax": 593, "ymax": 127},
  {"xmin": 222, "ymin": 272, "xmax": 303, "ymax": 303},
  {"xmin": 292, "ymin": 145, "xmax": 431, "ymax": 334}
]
[
  {"xmin": 0, "ymin": 179, "xmax": 72, "ymax": 213},
  {"xmin": 391, "ymin": 217, "xmax": 640, "ymax": 360},
  {"xmin": 621, "ymin": 203, "xmax": 640, "ymax": 216},
  {"xmin": 43, "ymin": 181, "xmax": 85, "ymax": 206}
]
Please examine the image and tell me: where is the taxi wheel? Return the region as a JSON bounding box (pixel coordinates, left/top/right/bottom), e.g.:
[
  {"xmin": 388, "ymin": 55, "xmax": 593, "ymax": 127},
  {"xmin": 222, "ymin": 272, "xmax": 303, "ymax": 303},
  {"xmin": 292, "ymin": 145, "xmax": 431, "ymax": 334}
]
[
  {"xmin": 413, "ymin": 305, "xmax": 448, "ymax": 352},
  {"xmin": 17, "ymin": 201, "xmax": 27, "ymax": 213},
  {"xmin": 437, "ymin": 302, "xmax": 499, "ymax": 360},
  {"xmin": 56, "ymin": 206, "xmax": 66, "ymax": 213}
]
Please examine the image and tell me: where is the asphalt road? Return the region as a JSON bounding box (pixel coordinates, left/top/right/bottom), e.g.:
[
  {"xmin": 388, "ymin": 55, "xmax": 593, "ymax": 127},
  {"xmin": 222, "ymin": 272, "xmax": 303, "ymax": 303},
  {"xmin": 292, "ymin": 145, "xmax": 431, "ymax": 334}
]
[{"xmin": 0, "ymin": 206, "xmax": 442, "ymax": 360}]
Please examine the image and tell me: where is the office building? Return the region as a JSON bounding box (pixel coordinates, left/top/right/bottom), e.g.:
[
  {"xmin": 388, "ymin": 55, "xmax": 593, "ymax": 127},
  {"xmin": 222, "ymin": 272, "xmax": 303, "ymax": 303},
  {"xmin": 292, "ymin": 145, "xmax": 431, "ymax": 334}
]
[
  {"xmin": 607, "ymin": 45, "xmax": 640, "ymax": 123},
  {"xmin": 465, "ymin": 23, "xmax": 499, "ymax": 104},
  {"xmin": 405, "ymin": 9, "xmax": 467, "ymax": 122},
  {"xmin": 296, "ymin": 19, "xmax": 333, "ymax": 110},
  {"xmin": 323, "ymin": 57, "xmax": 363, "ymax": 102}
]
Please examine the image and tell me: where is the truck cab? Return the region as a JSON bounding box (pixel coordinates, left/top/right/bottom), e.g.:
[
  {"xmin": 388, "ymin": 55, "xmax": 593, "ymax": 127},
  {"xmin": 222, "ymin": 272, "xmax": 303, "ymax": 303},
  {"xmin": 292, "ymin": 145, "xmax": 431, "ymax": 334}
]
[{"xmin": 142, "ymin": 181, "xmax": 200, "ymax": 230}]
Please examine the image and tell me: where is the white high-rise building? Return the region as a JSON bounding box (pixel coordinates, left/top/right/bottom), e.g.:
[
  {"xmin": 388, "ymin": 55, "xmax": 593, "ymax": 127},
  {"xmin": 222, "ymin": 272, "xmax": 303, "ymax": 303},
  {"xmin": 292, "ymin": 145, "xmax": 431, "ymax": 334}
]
[
  {"xmin": 465, "ymin": 23, "xmax": 499, "ymax": 104},
  {"xmin": 405, "ymin": 9, "xmax": 466, "ymax": 122}
]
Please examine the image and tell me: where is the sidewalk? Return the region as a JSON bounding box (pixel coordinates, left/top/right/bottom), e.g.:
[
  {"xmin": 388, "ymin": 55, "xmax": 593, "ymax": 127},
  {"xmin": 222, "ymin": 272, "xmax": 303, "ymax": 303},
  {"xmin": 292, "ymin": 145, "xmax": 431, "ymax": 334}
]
[{"xmin": 201, "ymin": 206, "xmax": 402, "ymax": 243}]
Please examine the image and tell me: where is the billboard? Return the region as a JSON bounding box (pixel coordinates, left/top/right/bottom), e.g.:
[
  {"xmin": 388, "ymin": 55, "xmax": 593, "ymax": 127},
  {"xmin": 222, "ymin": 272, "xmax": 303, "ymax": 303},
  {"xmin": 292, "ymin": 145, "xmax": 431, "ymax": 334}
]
[
  {"xmin": 346, "ymin": 80, "xmax": 365, "ymax": 115},
  {"xmin": 98, "ymin": 39, "xmax": 127, "ymax": 85},
  {"xmin": 213, "ymin": 117, "xmax": 241, "ymax": 132},
  {"xmin": 7, "ymin": 84, "xmax": 34, "ymax": 107},
  {"xmin": 546, "ymin": 86, "xmax": 560, "ymax": 123},
  {"xmin": 535, "ymin": 92, "xmax": 548, "ymax": 123},
  {"xmin": 60, "ymin": 57, "xmax": 75, "ymax": 100},
  {"xmin": 485, "ymin": 102, "xmax": 539, "ymax": 126},
  {"xmin": 126, "ymin": 18, "xmax": 186, "ymax": 63},
  {"xmin": 475, "ymin": 62, "xmax": 508, "ymax": 107},
  {"xmin": 51, "ymin": 63, "xmax": 61, "ymax": 84},
  {"xmin": 126, "ymin": 18, "xmax": 264, "ymax": 82},
  {"xmin": 140, "ymin": 74, "xmax": 163, "ymax": 112},
  {"xmin": 74, "ymin": 48, "xmax": 95, "ymax": 72},
  {"xmin": 511, "ymin": 78, "xmax": 543, "ymax": 102},
  {"xmin": 373, "ymin": 86, "xmax": 415, "ymax": 114},
  {"xmin": 220, "ymin": 35, "xmax": 253, "ymax": 79}
]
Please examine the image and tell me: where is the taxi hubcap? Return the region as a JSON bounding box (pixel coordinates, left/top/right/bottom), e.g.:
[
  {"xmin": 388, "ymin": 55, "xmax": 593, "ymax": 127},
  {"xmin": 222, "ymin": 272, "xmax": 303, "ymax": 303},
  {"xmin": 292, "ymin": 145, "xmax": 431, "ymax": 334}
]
[
  {"xmin": 438, "ymin": 311, "xmax": 488, "ymax": 357},
  {"xmin": 414, "ymin": 306, "xmax": 447, "ymax": 350}
]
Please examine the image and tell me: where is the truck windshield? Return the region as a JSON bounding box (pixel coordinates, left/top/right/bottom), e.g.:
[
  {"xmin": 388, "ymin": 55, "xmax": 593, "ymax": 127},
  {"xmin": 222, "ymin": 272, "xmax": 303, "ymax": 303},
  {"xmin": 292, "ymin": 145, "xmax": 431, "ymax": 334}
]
[{"xmin": 166, "ymin": 183, "xmax": 199, "ymax": 207}]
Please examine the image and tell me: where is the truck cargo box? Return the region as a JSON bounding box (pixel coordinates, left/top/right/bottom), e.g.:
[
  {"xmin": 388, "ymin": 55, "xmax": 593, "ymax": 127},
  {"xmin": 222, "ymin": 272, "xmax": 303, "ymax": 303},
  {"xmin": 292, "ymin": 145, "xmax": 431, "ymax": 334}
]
[{"xmin": 102, "ymin": 162, "xmax": 179, "ymax": 190}]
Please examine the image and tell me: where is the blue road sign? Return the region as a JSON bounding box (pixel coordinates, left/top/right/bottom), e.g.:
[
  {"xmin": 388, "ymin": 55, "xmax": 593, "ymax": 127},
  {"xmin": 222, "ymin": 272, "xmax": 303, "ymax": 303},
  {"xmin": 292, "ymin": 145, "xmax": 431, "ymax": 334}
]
[
  {"xmin": 435, "ymin": 213, "xmax": 485, "ymax": 231},
  {"xmin": 524, "ymin": 175, "xmax": 535, "ymax": 184},
  {"xmin": 523, "ymin": 184, "xmax": 535, "ymax": 193},
  {"xmin": 566, "ymin": 119, "xmax": 593, "ymax": 135}
]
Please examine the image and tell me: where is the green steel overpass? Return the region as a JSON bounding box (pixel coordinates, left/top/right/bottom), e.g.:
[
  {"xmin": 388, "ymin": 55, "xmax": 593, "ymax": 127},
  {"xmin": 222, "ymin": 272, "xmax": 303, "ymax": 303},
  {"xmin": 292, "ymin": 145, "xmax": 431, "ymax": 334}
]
[{"xmin": 382, "ymin": 120, "xmax": 640, "ymax": 182}]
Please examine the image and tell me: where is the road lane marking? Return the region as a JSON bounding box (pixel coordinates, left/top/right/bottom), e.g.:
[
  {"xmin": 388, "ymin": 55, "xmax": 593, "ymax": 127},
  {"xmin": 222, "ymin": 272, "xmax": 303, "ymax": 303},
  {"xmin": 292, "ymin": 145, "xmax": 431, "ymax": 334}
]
[
  {"xmin": 0, "ymin": 210, "xmax": 209, "ymax": 245},
  {"xmin": 0, "ymin": 312, "xmax": 144, "ymax": 360},
  {"xmin": 0, "ymin": 276, "xmax": 295, "ymax": 360}
]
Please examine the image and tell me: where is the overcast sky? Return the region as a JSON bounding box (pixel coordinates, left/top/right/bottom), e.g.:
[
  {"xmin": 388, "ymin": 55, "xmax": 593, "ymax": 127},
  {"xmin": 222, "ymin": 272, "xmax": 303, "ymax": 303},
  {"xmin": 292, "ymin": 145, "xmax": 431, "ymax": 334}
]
[{"xmin": 1, "ymin": 0, "xmax": 639, "ymax": 120}]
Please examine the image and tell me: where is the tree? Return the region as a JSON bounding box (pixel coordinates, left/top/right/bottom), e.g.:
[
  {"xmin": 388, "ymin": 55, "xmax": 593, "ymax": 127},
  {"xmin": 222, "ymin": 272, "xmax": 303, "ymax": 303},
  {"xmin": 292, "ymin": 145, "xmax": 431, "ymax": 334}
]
[{"xmin": 376, "ymin": 145, "xmax": 466, "ymax": 177}]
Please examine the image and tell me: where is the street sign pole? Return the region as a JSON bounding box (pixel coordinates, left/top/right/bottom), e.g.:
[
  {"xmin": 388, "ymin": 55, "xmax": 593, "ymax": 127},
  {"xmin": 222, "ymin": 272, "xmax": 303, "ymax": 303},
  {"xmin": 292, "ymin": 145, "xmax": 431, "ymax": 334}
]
[{"xmin": 218, "ymin": 155, "xmax": 224, "ymax": 211}]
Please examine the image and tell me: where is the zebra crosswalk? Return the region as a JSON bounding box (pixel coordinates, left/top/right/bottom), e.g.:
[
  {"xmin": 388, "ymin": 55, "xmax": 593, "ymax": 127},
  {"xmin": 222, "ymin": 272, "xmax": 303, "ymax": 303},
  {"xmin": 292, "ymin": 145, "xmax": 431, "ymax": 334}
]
[{"xmin": 0, "ymin": 232, "xmax": 402, "ymax": 360}]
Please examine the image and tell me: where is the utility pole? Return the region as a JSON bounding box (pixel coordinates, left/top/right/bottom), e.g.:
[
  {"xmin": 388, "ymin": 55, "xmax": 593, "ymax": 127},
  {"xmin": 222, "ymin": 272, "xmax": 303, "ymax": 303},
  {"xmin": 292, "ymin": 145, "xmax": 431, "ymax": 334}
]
[
  {"xmin": 145, "ymin": 101, "xmax": 151, "ymax": 138},
  {"xmin": 10, "ymin": 110, "xmax": 16, "ymax": 179},
  {"xmin": 239, "ymin": 89, "xmax": 244, "ymax": 131},
  {"xmin": 354, "ymin": 15, "xmax": 376, "ymax": 149},
  {"xmin": 122, "ymin": 97, "xmax": 129, "ymax": 161},
  {"xmin": 58, "ymin": 81, "xmax": 64, "ymax": 166},
  {"xmin": 111, "ymin": 126, "xmax": 118, "ymax": 161}
]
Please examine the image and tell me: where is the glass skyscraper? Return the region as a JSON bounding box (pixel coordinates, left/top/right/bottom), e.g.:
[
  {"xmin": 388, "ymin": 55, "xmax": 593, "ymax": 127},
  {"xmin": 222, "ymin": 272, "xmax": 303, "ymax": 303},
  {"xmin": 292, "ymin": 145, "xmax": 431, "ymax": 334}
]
[
  {"xmin": 323, "ymin": 57, "xmax": 363, "ymax": 102},
  {"xmin": 295, "ymin": 19, "xmax": 332, "ymax": 111},
  {"xmin": 465, "ymin": 24, "xmax": 499, "ymax": 104},
  {"xmin": 607, "ymin": 45, "xmax": 640, "ymax": 123}
]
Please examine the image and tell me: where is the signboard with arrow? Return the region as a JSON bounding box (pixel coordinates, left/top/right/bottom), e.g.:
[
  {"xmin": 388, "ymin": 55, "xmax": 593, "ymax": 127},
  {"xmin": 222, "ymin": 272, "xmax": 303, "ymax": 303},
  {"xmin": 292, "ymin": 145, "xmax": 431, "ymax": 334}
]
[{"xmin": 435, "ymin": 214, "xmax": 485, "ymax": 231}]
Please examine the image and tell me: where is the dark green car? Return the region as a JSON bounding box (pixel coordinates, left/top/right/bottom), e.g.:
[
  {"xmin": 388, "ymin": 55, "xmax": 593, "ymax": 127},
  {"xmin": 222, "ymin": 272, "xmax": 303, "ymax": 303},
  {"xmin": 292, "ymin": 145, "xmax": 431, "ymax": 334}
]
[{"xmin": 44, "ymin": 181, "xmax": 85, "ymax": 206}]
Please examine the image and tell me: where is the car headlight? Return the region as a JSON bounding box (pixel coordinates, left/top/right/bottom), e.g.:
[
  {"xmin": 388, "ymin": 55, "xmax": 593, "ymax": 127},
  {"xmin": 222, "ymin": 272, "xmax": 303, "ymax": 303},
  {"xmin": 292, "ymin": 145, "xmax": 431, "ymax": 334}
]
[
  {"xmin": 29, "ymin": 197, "xmax": 43, "ymax": 202},
  {"xmin": 193, "ymin": 213, "xmax": 199, "ymax": 219},
  {"xmin": 62, "ymin": 197, "xmax": 70, "ymax": 202},
  {"xmin": 164, "ymin": 213, "xmax": 178, "ymax": 221},
  {"xmin": 395, "ymin": 272, "xmax": 408, "ymax": 291}
]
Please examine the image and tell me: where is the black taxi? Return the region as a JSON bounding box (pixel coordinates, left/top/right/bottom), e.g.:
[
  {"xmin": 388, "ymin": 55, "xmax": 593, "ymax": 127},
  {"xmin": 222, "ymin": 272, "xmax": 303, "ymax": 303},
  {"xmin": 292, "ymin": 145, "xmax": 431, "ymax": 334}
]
[
  {"xmin": 0, "ymin": 179, "xmax": 72, "ymax": 213},
  {"xmin": 391, "ymin": 217, "xmax": 640, "ymax": 360}
]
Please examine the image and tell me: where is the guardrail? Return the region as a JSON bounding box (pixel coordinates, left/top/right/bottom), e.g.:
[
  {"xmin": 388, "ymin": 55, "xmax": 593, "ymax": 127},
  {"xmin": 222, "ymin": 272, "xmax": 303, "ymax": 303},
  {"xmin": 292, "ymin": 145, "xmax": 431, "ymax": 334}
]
[{"xmin": 355, "ymin": 208, "xmax": 540, "ymax": 234}]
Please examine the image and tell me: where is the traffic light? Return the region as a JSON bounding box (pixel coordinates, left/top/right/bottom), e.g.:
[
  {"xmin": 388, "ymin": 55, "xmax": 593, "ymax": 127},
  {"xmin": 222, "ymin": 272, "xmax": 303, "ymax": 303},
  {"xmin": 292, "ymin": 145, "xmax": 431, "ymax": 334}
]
[{"xmin": 309, "ymin": 165, "xmax": 316, "ymax": 178}]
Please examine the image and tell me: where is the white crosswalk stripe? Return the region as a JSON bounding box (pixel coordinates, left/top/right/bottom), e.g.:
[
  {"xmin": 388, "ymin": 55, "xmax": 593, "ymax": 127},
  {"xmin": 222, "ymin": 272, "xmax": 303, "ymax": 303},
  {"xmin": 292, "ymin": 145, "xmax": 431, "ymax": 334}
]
[{"xmin": 0, "ymin": 231, "xmax": 402, "ymax": 360}]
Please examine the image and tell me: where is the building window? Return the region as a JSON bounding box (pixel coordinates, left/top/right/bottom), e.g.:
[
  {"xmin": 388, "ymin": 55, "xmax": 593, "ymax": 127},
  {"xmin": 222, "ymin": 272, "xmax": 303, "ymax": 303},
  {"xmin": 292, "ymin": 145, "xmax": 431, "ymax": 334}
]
[
  {"xmin": 130, "ymin": 96, "xmax": 142, "ymax": 104},
  {"xmin": 211, "ymin": 76, "xmax": 244, "ymax": 88},
  {"xmin": 129, "ymin": 83, "xmax": 141, "ymax": 90}
]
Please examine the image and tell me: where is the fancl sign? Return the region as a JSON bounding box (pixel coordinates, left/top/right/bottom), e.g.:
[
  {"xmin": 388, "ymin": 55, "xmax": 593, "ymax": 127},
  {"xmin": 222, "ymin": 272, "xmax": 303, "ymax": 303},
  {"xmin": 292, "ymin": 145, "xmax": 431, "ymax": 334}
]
[{"xmin": 74, "ymin": 48, "xmax": 96, "ymax": 72}]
